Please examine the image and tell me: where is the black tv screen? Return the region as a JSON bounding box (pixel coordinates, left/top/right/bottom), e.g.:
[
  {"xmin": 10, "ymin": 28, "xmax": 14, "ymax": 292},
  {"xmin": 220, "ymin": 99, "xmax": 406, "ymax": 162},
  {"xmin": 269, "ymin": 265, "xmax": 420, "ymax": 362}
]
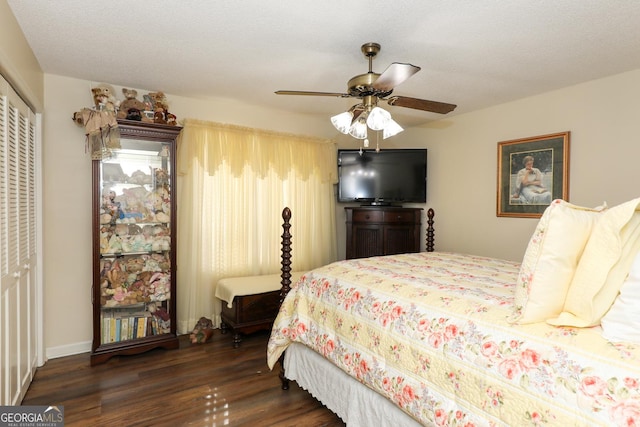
[{"xmin": 337, "ymin": 149, "xmax": 427, "ymax": 205}]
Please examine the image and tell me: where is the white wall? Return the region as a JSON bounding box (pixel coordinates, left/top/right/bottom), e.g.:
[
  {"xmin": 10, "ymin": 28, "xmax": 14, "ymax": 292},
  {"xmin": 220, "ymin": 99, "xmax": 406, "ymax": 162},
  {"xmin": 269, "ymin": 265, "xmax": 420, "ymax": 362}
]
[{"xmin": 398, "ymin": 69, "xmax": 640, "ymax": 261}]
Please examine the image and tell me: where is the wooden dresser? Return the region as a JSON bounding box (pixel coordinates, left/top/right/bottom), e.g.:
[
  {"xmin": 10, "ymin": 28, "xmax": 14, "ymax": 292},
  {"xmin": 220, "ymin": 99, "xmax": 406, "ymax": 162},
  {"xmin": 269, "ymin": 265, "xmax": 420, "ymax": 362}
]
[{"xmin": 345, "ymin": 206, "xmax": 423, "ymax": 259}]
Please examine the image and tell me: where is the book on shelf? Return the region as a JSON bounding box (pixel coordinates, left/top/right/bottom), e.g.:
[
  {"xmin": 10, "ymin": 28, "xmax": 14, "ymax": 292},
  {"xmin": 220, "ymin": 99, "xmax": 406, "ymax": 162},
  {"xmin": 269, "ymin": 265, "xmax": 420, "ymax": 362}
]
[
  {"xmin": 102, "ymin": 310, "xmax": 155, "ymax": 343},
  {"xmin": 121, "ymin": 317, "xmax": 129, "ymax": 341},
  {"xmin": 102, "ymin": 316, "xmax": 110, "ymax": 344}
]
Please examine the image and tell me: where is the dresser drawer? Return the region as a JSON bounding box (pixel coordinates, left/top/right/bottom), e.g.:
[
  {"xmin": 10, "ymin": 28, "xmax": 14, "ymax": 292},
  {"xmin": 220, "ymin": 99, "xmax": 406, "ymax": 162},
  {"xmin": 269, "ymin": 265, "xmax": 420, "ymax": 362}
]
[
  {"xmin": 383, "ymin": 210, "xmax": 418, "ymax": 223},
  {"xmin": 352, "ymin": 210, "xmax": 384, "ymax": 222}
]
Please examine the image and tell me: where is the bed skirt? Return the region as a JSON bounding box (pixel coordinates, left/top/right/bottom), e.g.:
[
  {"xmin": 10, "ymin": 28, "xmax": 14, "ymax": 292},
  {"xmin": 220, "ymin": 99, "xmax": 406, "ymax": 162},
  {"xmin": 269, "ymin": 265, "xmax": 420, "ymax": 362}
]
[{"xmin": 284, "ymin": 343, "xmax": 426, "ymax": 427}]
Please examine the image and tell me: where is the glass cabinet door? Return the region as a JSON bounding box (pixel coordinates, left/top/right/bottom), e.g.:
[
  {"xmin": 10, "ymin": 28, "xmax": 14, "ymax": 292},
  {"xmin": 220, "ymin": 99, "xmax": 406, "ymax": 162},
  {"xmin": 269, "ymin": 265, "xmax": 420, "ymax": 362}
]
[{"xmin": 91, "ymin": 120, "xmax": 179, "ymax": 365}]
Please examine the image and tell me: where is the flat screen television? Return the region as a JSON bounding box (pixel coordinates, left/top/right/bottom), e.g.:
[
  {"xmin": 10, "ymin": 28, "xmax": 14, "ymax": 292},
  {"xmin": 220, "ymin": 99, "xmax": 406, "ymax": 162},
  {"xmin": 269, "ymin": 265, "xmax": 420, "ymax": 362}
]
[{"xmin": 337, "ymin": 149, "xmax": 427, "ymax": 205}]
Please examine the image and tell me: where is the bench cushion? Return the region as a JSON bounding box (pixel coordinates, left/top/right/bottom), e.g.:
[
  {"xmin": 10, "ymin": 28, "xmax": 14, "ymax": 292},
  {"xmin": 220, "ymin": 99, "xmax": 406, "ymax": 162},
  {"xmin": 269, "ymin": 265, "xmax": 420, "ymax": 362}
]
[{"xmin": 216, "ymin": 271, "xmax": 304, "ymax": 308}]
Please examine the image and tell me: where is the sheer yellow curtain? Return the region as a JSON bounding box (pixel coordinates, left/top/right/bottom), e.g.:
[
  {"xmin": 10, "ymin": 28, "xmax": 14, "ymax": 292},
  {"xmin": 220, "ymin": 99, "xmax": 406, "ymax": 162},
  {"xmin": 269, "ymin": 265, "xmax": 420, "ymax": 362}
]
[{"xmin": 176, "ymin": 118, "xmax": 338, "ymax": 332}]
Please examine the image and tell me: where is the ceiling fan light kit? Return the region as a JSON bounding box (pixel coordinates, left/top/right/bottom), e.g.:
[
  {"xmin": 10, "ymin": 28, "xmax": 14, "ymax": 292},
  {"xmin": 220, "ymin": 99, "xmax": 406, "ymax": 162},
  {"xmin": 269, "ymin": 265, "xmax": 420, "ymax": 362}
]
[
  {"xmin": 382, "ymin": 119, "xmax": 403, "ymax": 139},
  {"xmin": 330, "ymin": 111, "xmax": 354, "ymax": 134},
  {"xmin": 276, "ymin": 42, "xmax": 457, "ymax": 147},
  {"xmin": 366, "ymin": 106, "xmax": 391, "ymax": 131},
  {"xmin": 348, "ymin": 116, "xmax": 368, "ymax": 140}
]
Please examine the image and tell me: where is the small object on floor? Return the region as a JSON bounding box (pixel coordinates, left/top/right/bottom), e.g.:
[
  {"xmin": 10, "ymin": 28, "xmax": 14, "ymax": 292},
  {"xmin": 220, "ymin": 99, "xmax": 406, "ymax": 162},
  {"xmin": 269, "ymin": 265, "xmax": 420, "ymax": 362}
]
[{"xmin": 190, "ymin": 317, "xmax": 214, "ymax": 344}]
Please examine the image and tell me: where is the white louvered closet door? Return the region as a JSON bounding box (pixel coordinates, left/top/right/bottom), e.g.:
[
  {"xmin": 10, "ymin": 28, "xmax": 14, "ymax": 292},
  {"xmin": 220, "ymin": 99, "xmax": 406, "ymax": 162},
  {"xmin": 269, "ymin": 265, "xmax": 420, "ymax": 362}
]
[{"xmin": 0, "ymin": 75, "xmax": 39, "ymax": 405}]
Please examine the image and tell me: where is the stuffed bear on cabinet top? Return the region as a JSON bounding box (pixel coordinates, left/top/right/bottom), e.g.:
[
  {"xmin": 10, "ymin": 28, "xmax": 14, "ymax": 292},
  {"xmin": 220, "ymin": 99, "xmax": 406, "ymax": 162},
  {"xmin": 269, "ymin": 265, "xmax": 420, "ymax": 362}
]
[{"xmin": 117, "ymin": 88, "xmax": 151, "ymax": 122}]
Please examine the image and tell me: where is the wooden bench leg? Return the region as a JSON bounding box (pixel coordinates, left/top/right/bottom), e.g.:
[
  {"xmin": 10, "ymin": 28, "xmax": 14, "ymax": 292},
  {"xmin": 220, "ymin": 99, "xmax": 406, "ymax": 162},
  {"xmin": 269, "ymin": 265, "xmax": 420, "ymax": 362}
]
[
  {"xmin": 220, "ymin": 320, "xmax": 243, "ymax": 347},
  {"xmin": 220, "ymin": 290, "xmax": 281, "ymax": 348},
  {"xmin": 232, "ymin": 333, "xmax": 242, "ymax": 348}
]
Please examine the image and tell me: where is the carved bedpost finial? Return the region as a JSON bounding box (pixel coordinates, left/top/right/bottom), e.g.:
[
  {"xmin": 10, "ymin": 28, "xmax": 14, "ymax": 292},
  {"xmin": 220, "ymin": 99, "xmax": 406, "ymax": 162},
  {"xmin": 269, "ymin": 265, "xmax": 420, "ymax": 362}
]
[
  {"xmin": 426, "ymin": 208, "xmax": 435, "ymax": 252},
  {"xmin": 280, "ymin": 207, "xmax": 293, "ymax": 306}
]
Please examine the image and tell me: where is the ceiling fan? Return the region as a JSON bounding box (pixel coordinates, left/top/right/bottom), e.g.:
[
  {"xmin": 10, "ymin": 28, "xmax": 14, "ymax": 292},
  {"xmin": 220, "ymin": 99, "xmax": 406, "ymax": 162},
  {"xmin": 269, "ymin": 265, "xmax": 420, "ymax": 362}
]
[{"xmin": 275, "ymin": 42, "xmax": 457, "ymax": 118}]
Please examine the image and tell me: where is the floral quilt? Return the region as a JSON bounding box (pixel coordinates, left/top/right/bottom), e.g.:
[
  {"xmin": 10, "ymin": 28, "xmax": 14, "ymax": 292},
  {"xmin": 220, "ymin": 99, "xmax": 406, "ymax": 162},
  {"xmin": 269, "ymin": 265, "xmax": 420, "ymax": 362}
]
[{"xmin": 267, "ymin": 252, "xmax": 640, "ymax": 426}]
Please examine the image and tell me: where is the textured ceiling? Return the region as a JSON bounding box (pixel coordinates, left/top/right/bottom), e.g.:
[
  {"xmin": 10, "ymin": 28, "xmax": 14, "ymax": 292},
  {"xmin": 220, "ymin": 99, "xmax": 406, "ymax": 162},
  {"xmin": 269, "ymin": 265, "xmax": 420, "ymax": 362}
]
[{"xmin": 8, "ymin": 1, "xmax": 640, "ymax": 128}]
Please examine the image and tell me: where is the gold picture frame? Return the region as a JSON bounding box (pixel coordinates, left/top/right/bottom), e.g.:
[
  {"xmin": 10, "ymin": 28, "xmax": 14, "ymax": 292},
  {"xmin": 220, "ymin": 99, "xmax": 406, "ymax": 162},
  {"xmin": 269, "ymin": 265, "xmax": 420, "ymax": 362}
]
[{"xmin": 497, "ymin": 132, "xmax": 570, "ymax": 218}]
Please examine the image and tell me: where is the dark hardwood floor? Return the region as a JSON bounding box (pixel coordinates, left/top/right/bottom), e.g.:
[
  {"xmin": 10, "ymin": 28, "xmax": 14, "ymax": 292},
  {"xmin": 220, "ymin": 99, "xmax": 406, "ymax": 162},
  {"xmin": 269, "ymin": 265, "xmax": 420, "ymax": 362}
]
[{"xmin": 22, "ymin": 330, "xmax": 345, "ymax": 427}]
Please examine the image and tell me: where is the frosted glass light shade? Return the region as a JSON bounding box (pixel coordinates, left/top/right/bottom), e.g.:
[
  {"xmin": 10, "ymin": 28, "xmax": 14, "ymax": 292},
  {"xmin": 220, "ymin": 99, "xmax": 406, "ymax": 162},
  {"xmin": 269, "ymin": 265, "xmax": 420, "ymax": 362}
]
[
  {"xmin": 330, "ymin": 111, "xmax": 353, "ymax": 134},
  {"xmin": 366, "ymin": 107, "xmax": 391, "ymax": 131},
  {"xmin": 382, "ymin": 118, "xmax": 404, "ymax": 139},
  {"xmin": 349, "ymin": 117, "xmax": 368, "ymax": 139}
]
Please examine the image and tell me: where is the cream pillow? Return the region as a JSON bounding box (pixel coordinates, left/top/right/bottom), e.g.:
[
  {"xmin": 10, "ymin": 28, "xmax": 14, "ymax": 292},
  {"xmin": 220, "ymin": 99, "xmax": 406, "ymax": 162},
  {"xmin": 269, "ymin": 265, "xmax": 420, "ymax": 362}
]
[
  {"xmin": 548, "ymin": 197, "xmax": 640, "ymax": 327},
  {"xmin": 601, "ymin": 250, "xmax": 640, "ymax": 342},
  {"xmin": 510, "ymin": 199, "xmax": 607, "ymax": 324}
]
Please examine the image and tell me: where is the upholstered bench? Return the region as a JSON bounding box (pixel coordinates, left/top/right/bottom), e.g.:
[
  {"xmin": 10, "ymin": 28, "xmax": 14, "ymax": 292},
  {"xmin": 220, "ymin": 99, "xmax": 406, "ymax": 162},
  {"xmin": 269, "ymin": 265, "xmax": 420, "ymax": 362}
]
[{"xmin": 216, "ymin": 271, "xmax": 304, "ymax": 347}]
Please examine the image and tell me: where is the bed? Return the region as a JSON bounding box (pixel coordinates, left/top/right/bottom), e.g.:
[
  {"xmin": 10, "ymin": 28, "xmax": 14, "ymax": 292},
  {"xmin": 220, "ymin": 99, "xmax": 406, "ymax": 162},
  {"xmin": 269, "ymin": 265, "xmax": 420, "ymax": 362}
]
[{"xmin": 267, "ymin": 200, "xmax": 640, "ymax": 426}]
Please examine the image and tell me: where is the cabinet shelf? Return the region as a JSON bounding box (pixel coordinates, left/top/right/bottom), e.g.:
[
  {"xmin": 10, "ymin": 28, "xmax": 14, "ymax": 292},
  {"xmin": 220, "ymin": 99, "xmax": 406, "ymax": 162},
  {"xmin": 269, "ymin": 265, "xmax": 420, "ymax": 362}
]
[
  {"xmin": 101, "ymin": 250, "xmax": 170, "ymax": 258},
  {"xmin": 100, "ymin": 302, "xmax": 146, "ymax": 311},
  {"xmin": 91, "ymin": 120, "xmax": 181, "ymax": 365}
]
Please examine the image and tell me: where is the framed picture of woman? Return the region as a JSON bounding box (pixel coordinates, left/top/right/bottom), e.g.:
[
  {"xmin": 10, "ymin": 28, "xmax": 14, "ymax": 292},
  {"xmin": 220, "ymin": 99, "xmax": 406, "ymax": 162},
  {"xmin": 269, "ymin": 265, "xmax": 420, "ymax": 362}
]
[{"xmin": 497, "ymin": 132, "xmax": 570, "ymax": 218}]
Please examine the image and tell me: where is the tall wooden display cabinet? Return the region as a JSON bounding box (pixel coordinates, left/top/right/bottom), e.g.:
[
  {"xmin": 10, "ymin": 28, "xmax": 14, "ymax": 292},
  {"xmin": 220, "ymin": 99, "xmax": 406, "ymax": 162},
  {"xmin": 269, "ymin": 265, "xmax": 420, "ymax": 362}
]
[{"xmin": 91, "ymin": 120, "xmax": 181, "ymax": 365}]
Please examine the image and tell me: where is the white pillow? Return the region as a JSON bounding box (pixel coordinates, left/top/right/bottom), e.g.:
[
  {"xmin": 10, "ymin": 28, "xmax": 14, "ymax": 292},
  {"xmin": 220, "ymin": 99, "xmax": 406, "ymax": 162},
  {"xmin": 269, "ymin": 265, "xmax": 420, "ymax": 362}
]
[
  {"xmin": 601, "ymin": 250, "xmax": 640, "ymax": 342},
  {"xmin": 548, "ymin": 197, "xmax": 640, "ymax": 327},
  {"xmin": 510, "ymin": 200, "xmax": 607, "ymax": 324}
]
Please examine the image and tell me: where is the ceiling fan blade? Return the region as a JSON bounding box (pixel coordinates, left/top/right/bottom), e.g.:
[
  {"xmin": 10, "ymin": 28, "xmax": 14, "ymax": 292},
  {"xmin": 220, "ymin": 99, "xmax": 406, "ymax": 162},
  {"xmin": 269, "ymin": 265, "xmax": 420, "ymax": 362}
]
[
  {"xmin": 386, "ymin": 96, "xmax": 457, "ymax": 114},
  {"xmin": 373, "ymin": 63, "xmax": 421, "ymax": 92},
  {"xmin": 275, "ymin": 90, "xmax": 350, "ymax": 98}
]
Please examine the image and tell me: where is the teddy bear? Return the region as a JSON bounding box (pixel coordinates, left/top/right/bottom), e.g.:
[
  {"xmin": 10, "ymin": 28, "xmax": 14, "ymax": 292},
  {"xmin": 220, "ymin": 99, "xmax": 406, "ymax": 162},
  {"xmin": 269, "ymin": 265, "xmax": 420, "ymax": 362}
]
[
  {"xmin": 148, "ymin": 302, "xmax": 171, "ymax": 334},
  {"xmin": 127, "ymin": 170, "xmax": 151, "ymax": 185},
  {"xmin": 117, "ymin": 88, "xmax": 151, "ymax": 121},
  {"xmin": 124, "ymin": 257, "xmax": 145, "ymax": 287},
  {"xmin": 151, "ymin": 235, "xmax": 170, "ymax": 251},
  {"xmin": 147, "ymin": 91, "xmax": 177, "ymax": 125},
  {"xmin": 166, "ymin": 113, "xmax": 178, "ymax": 126},
  {"xmin": 145, "ymin": 191, "xmax": 163, "ymax": 213},
  {"xmin": 139, "ymin": 255, "xmax": 159, "ymax": 272},
  {"xmin": 72, "ymin": 84, "xmax": 121, "ymax": 159},
  {"xmin": 190, "ymin": 317, "xmax": 214, "ymax": 344},
  {"xmin": 146, "ymin": 92, "xmax": 167, "ymax": 123},
  {"xmin": 127, "ymin": 277, "xmax": 149, "ymax": 303},
  {"xmin": 99, "ymin": 226, "xmax": 113, "ymax": 253},
  {"xmin": 101, "ymin": 190, "xmax": 122, "ymax": 222},
  {"xmin": 153, "ymin": 168, "xmax": 169, "ymax": 187},
  {"xmin": 105, "ymin": 233, "xmax": 123, "ymax": 253},
  {"xmin": 114, "ymin": 223, "xmax": 129, "ymax": 236},
  {"xmin": 128, "ymin": 224, "xmax": 143, "ymax": 235},
  {"xmin": 121, "ymin": 187, "xmax": 150, "ymax": 222},
  {"xmin": 125, "ymin": 256, "xmax": 145, "ymax": 273},
  {"xmin": 155, "ymin": 212, "xmax": 170, "ymax": 223},
  {"xmin": 150, "ymin": 253, "xmax": 171, "ymax": 271},
  {"xmin": 91, "ymin": 83, "xmax": 119, "ymax": 113},
  {"xmin": 102, "ymin": 262, "xmax": 132, "ymax": 306},
  {"xmin": 148, "ymin": 272, "xmax": 170, "ymax": 301},
  {"xmin": 100, "ymin": 210, "xmax": 112, "ymax": 225},
  {"xmin": 106, "ymin": 265, "xmax": 127, "ymax": 289}
]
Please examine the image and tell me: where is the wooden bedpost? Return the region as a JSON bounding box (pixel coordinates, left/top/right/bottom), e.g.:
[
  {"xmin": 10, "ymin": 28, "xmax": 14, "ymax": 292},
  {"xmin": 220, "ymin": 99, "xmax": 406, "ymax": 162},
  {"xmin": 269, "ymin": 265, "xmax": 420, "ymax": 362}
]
[
  {"xmin": 280, "ymin": 207, "xmax": 293, "ymax": 305},
  {"xmin": 279, "ymin": 207, "xmax": 292, "ymax": 390},
  {"xmin": 426, "ymin": 208, "xmax": 435, "ymax": 252}
]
